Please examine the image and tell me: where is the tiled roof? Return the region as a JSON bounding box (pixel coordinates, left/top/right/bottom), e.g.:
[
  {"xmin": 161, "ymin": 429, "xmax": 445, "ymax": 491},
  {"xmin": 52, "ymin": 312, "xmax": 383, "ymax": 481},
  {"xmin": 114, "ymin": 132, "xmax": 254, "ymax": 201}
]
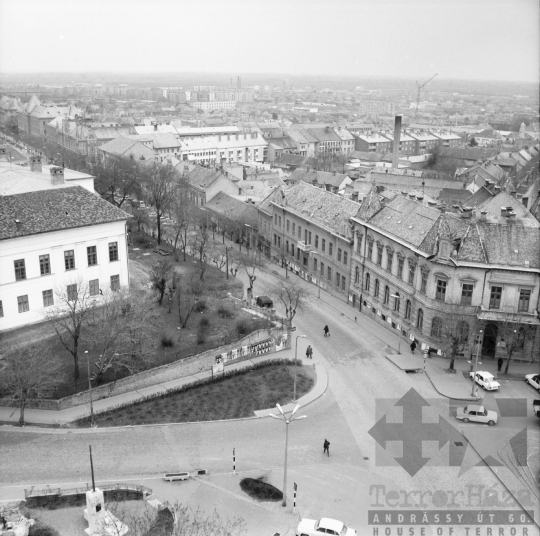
[
  {"xmin": 288, "ymin": 168, "xmax": 350, "ymax": 189},
  {"xmin": 0, "ymin": 186, "xmax": 129, "ymax": 241},
  {"xmin": 185, "ymin": 165, "xmax": 222, "ymax": 189},
  {"xmin": 438, "ymin": 188, "xmax": 473, "ymax": 206},
  {"xmin": 205, "ymin": 191, "xmax": 259, "ymax": 228},
  {"xmin": 258, "ymin": 186, "xmax": 286, "ymax": 216},
  {"xmin": 275, "ymin": 181, "xmax": 360, "ymax": 237},
  {"xmin": 356, "ymin": 184, "xmax": 383, "ymax": 220},
  {"xmin": 472, "ymin": 190, "xmax": 538, "ymax": 221},
  {"xmin": 308, "ymin": 127, "xmax": 342, "ymax": 142},
  {"xmin": 98, "ymin": 136, "xmax": 155, "ymax": 160},
  {"xmin": 150, "ymin": 133, "xmax": 181, "ymax": 149}
]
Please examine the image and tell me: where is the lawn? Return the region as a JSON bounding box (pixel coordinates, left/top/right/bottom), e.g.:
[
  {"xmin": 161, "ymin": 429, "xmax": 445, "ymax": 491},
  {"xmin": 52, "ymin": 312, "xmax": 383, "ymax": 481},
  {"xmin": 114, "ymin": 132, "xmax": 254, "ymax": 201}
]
[{"xmin": 76, "ymin": 362, "xmax": 315, "ymax": 427}]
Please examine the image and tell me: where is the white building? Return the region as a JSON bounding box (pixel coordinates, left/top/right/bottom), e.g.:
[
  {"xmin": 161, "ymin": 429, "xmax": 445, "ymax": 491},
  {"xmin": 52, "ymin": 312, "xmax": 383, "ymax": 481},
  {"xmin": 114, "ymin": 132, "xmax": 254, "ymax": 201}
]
[
  {"xmin": 0, "ymin": 156, "xmax": 130, "ymax": 331},
  {"xmin": 358, "ymin": 99, "xmax": 396, "ymax": 115},
  {"xmin": 192, "ymin": 101, "xmax": 237, "ymax": 110}
]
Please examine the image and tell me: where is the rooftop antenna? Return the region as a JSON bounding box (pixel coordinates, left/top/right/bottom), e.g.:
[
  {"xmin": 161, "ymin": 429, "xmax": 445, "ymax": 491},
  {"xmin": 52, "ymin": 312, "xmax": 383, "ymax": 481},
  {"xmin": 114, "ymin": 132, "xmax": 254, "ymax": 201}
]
[
  {"xmin": 415, "ymin": 74, "xmax": 438, "ymax": 119},
  {"xmin": 89, "ymin": 445, "xmax": 96, "ymax": 491}
]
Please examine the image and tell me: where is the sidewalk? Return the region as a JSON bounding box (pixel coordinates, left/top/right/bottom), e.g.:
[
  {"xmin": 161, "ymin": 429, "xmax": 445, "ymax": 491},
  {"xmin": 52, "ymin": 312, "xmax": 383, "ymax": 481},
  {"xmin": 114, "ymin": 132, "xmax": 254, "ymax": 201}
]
[{"xmin": 0, "ymin": 344, "xmax": 327, "ymax": 428}]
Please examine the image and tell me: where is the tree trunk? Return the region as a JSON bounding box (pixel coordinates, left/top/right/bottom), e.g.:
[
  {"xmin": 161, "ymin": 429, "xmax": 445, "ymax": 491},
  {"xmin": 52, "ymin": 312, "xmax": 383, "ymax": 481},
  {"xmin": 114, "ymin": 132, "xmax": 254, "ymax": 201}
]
[
  {"xmin": 504, "ymin": 353, "xmax": 512, "ymax": 374},
  {"xmin": 156, "ymin": 214, "xmax": 162, "ymax": 245},
  {"xmin": 19, "ymin": 399, "xmax": 26, "ymax": 426}
]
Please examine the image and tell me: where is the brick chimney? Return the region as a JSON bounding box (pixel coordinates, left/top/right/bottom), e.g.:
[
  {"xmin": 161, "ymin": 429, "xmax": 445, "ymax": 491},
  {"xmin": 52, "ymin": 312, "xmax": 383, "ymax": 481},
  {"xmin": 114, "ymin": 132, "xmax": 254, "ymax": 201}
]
[
  {"xmin": 392, "ymin": 115, "xmax": 402, "ymax": 169},
  {"xmin": 50, "ymin": 166, "xmax": 64, "ymax": 185},
  {"xmin": 462, "ymin": 206, "xmax": 473, "ymax": 218},
  {"xmin": 510, "ymin": 191, "xmax": 517, "ymax": 197},
  {"xmin": 30, "ymin": 155, "xmax": 42, "ymax": 173},
  {"xmin": 478, "ymin": 210, "xmax": 487, "ymax": 222}
]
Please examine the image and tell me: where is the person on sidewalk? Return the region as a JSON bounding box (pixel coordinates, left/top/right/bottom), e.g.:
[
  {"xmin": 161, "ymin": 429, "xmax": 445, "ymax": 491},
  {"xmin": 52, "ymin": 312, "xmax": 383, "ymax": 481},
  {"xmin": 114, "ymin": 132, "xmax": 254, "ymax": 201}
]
[
  {"xmin": 410, "ymin": 341, "xmax": 416, "ymax": 354},
  {"xmin": 497, "ymin": 357, "xmax": 504, "ymax": 372},
  {"xmin": 306, "ymin": 345, "xmax": 313, "ymax": 359},
  {"xmin": 323, "ymin": 439, "xmax": 330, "ymax": 456},
  {"xmin": 324, "ymin": 325, "xmax": 330, "ymax": 337}
]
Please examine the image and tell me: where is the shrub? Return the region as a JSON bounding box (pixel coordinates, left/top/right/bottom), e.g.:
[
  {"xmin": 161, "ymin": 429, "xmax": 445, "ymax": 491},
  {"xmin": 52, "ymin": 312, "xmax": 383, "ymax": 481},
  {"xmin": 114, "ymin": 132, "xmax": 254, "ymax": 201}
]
[
  {"xmin": 194, "ymin": 300, "xmax": 207, "ymax": 312},
  {"xmin": 240, "ymin": 477, "xmax": 282, "ymax": 501},
  {"xmin": 236, "ymin": 318, "xmax": 249, "ymax": 336},
  {"xmin": 217, "ymin": 305, "xmax": 233, "ymax": 318},
  {"xmin": 161, "ymin": 334, "xmax": 174, "ymax": 347},
  {"xmin": 197, "ymin": 316, "xmax": 210, "ymax": 344},
  {"xmin": 29, "ymin": 525, "xmax": 61, "ymax": 536}
]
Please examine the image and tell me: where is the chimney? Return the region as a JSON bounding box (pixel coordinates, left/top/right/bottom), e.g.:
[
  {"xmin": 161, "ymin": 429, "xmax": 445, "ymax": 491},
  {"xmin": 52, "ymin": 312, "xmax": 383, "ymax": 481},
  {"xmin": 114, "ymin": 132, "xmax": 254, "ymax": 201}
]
[
  {"xmin": 30, "ymin": 155, "xmax": 43, "ymax": 173},
  {"xmin": 479, "ymin": 210, "xmax": 487, "ymax": 221},
  {"xmin": 392, "ymin": 115, "xmax": 402, "ymax": 169},
  {"xmin": 352, "ymin": 191, "xmax": 359, "ymax": 202},
  {"xmin": 50, "ymin": 166, "xmax": 64, "ymax": 185},
  {"xmin": 493, "ymin": 186, "xmax": 501, "ymax": 193},
  {"xmin": 428, "ymin": 200, "xmax": 437, "ymax": 206},
  {"xmin": 510, "ymin": 191, "xmax": 517, "ymax": 198},
  {"xmin": 462, "ymin": 206, "xmax": 473, "ymax": 218}
]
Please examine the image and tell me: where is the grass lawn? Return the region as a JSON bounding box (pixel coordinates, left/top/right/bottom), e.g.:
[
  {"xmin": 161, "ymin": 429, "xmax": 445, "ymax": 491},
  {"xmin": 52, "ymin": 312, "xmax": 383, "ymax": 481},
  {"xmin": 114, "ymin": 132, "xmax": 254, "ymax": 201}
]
[{"xmin": 77, "ymin": 363, "xmax": 315, "ymax": 427}]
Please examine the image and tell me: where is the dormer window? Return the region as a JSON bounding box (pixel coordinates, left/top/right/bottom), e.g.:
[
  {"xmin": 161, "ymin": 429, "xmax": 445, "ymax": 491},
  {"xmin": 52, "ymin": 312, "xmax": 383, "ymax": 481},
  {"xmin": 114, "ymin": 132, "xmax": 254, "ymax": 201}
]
[{"xmin": 439, "ymin": 239, "xmax": 451, "ymax": 260}]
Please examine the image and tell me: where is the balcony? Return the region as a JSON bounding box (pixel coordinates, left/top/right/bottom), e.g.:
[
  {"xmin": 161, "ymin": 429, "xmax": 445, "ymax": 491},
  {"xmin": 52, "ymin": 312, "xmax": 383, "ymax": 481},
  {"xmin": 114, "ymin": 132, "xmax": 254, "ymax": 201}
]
[{"xmin": 297, "ymin": 241, "xmax": 312, "ymax": 253}]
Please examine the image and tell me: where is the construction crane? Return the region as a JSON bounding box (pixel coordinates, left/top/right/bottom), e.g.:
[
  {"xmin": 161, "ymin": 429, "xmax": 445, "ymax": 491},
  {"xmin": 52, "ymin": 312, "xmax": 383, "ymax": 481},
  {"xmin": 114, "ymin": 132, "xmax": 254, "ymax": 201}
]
[{"xmin": 415, "ymin": 73, "xmax": 438, "ymax": 118}]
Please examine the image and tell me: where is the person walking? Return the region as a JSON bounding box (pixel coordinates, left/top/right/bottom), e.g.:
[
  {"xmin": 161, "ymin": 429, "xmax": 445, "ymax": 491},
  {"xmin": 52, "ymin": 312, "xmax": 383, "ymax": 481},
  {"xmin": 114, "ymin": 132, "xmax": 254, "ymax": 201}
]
[
  {"xmin": 323, "ymin": 325, "xmax": 330, "ymax": 337},
  {"xmin": 497, "ymin": 357, "xmax": 504, "ymax": 372},
  {"xmin": 323, "ymin": 439, "xmax": 330, "ymax": 456},
  {"xmin": 410, "ymin": 340, "xmax": 417, "ymax": 354},
  {"xmin": 306, "ymin": 345, "xmax": 313, "ymax": 359}
]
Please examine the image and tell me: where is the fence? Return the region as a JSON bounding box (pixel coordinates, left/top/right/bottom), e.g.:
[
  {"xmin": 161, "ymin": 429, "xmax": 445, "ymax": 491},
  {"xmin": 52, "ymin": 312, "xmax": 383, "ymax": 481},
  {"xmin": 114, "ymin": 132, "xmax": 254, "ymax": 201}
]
[{"xmin": 24, "ymin": 482, "xmax": 152, "ymax": 500}]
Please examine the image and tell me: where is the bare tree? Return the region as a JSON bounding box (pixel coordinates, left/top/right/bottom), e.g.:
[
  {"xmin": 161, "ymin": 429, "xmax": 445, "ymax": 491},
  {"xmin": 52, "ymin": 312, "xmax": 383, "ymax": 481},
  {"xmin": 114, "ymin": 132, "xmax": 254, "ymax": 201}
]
[
  {"xmin": 141, "ymin": 162, "xmax": 180, "ymax": 244},
  {"xmin": 439, "ymin": 309, "xmax": 473, "ymax": 371},
  {"xmin": 176, "ymin": 275, "xmax": 205, "ymax": 328},
  {"xmin": 150, "ymin": 259, "xmax": 174, "ymax": 305},
  {"xmin": 85, "ymin": 289, "xmax": 159, "ymax": 384},
  {"xmin": 171, "ymin": 196, "xmax": 195, "ymax": 261},
  {"xmin": 43, "ymin": 279, "xmax": 97, "ymax": 385},
  {"xmin": 0, "ymin": 345, "xmax": 65, "ymax": 425},
  {"xmin": 497, "ymin": 314, "xmax": 537, "ymax": 374},
  {"xmin": 266, "ymin": 278, "xmax": 310, "ymax": 323},
  {"xmin": 239, "ymin": 250, "xmax": 265, "ymax": 293},
  {"xmin": 228, "ymin": 248, "xmax": 242, "ymax": 278},
  {"xmin": 132, "ymin": 208, "xmax": 149, "ymax": 232},
  {"xmin": 93, "ymin": 156, "xmax": 141, "ymax": 208},
  {"xmin": 190, "ymin": 211, "xmax": 211, "ymax": 280}
]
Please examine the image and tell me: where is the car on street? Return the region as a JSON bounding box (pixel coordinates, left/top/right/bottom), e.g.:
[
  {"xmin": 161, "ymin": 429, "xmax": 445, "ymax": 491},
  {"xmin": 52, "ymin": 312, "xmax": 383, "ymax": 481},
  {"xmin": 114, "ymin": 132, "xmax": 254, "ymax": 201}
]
[
  {"xmin": 525, "ymin": 374, "xmax": 540, "ymax": 392},
  {"xmin": 456, "ymin": 405, "xmax": 498, "ymax": 425},
  {"xmin": 469, "ymin": 371, "xmax": 500, "ymax": 391},
  {"xmin": 296, "ymin": 517, "xmax": 357, "ymax": 536}
]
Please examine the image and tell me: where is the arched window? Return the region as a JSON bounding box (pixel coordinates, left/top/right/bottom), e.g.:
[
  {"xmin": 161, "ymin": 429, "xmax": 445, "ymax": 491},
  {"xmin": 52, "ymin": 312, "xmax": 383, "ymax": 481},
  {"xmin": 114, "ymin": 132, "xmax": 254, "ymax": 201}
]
[
  {"xmin": 457, "ymin": 321, "xmax": 469, "ymax": 342},
  {"xmin": 431, "ymin": 317, "xmax": 443, "ymax": 338},
  {"xmin": 383, "ymin": 285, "xmax": 390, "ymax": 304},
  {"xmin": 374, "ymin": 279, "xmax": 380, "ymax": 297},
  {"xmin": 417, "ymin": 309, "xmax": 424, "ymax": 331},
  {"xmin": 394, "ymin": 292, "xmax": 400, "ymax": 312},
  {"xmin": 405, "ymin": 299, "xmax": 412, "ymax": 319},
  {"xmin": 365, "ymin": 273, "xmax": 371, "ymax": 292}
]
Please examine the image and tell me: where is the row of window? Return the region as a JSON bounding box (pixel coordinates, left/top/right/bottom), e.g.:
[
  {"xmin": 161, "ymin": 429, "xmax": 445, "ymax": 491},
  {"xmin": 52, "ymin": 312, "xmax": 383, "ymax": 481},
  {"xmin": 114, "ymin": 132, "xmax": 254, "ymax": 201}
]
[
  {"xmin": 13, "ymin": 243, "xmax": 119, "ymax": 281},
  {"xmin": 0, "ymin": 276, "xmax": 119, "ymax": 318}
]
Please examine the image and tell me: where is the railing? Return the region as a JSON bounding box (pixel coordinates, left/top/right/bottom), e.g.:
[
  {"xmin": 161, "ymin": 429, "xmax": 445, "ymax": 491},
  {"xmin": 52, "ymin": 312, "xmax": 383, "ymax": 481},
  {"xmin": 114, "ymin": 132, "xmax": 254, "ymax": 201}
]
[{"xmin": 24, "ymin": 482, "xmax": 152, "ymax": 499}]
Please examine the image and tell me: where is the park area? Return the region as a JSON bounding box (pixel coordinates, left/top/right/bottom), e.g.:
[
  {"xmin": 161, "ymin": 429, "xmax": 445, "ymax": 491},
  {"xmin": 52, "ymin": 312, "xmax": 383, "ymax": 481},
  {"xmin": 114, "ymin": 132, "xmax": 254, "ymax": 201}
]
[{"xmin": 76, "ymin": 361, "xmax": 315, "ymax": 427}]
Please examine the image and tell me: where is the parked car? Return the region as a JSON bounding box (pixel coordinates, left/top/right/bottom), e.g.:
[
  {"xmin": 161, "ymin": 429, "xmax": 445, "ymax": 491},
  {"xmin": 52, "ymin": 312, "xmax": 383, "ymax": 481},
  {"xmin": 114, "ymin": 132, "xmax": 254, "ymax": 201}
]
[
  {"xmin": 456, "ymin": 405, "xmax": 498, "ymax": 425},
  {"xmin": 469, "ymin": 371, "xmax": 500, "ymax": 391},
  {"xmin": 533, "ymin": 400, "xmax": 540, "ymax": 419},
  {"xmin": 296, "ymin": 518, "xmax": 357, "ymax": 536},
  {"xmin": 525, "ymin": 374, "xmax": 540, "ymax": 392}
]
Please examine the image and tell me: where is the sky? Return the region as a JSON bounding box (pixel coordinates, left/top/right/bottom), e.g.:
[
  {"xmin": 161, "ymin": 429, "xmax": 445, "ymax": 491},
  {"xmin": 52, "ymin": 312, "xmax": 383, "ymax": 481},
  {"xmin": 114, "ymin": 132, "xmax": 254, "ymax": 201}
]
[{"xmin": 0, "ymin": 0, "xmax": 538, "ymax": 82}]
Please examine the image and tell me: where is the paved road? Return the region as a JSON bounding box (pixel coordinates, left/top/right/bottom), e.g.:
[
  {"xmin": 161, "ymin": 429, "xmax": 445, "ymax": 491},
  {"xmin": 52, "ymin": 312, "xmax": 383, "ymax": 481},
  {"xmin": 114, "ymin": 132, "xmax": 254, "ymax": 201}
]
[{"xmin": 1, "ymin": 255, "xmax": 538, "ymax": 535}]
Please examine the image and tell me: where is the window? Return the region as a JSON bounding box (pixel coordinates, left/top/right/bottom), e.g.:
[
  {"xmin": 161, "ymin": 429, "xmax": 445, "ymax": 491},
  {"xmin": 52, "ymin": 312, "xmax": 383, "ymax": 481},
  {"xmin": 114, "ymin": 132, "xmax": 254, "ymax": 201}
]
[
  {"xmin": 292, "ymin": 223, "xmax": 295, "ymax": 235},
  {"xmin": 518, "ymin": 289, "xmax": 531, "ymax": 312},
  {"xmin": 342, "ymin": 276, "xmax": 346, "ymax": 291},
  {"xmin": 489, "ymin": 286, "xmax": 502, "ymax": 310},
  {"xmin": 298, "ymin": 226, "xmax": 301, "ymax": 238},
  {"xmin": 303, "ymin": 256, "xmax": 308, "ymax": 267},
  {"xmin": 315, "ymin": 235, "xmax": 319, "ymax": 248},
  {"xmin": 356, "ymin": 234, "xmax": 363, "ymax": 253},
  {"xmin": 376, "ymin": 244, "xmax": 383, "ymax": 265},
  {"xmin": 64, "ymin": 250, "xmax": 75, "ymax": 270},
  {"xmin": 278, "ymin": 216, "xmax": 282, "ymax": 227},
  {"xmin": 111, "ymin": 275, "xmax": 120, "ymax": 291},
  {"xmin": 109, "ymin": 242, "xmax": 118, "ymax": 262},
  {"xmin": 365, "ymin": 273, "xmax": 371, "ymax": 292},
  {"xmin": 89, "ymin": 279, "xmax": 99, "ymax": 296},
  {"xmin": 291, "ymin": 244, "xmax": 295, "ymax": 256},
  {"xmin": 274, "ymin": 214, "xmax": 277, "ymax": 224},
  {"xmin": 320, "ymin": 262, "xmax": 324, "ymax": 275},
  {"xmin": 286, "ymin": 240, "xmax": 289, "ymax": 253},
  {"xmin": 322, "ymin": 239, "xmax": 326, "ymax": 252},
  {"xmin": 308, "ymin": 231, "xmax": 312, "ymax": 245},
  {"xmin": 431, "ymin": 317, "xmax": 443, "ymax": 339},
  {"xmin": 394, "ymin": 293, "xmax": 400, "ymax": 312},
  {"xmin": 405, "ymin": 299, "xmax": 411, "ymax": 319},
  {"xmin": 67, "ymin": 283, "xmax": 77, "ymax": 302},
  {"xmin": 343, "ymin": 251, "xmax": 348, "ymax": 265},
  {"xmin": 42, "ymin": 289, "xmax": 54, "ymax": 307},
  {"xmin": 461, "ymin": 284, "xmax": 473, "ymax": 305},
  {"xmin": 327, "ymin": 266, "xmax": 332, "ymax": 280},
  {"xmin": 336, "ymin": 272, "xmax": 340, "ymax": 286},
  {"xmin": 397, "ymin": 257, "xmax": 404, "ymax": 279},
  {"xmin": 420, "ymin": 270, "xmax": 428, "ymax": 293},
  {"xmin": 337, "ymin": 248, "xmax": 342, "ymax": 262},
  {"xmin": 374, "ymin": 279, "xmax": 380, "ymax": 297},
  {"xmin": 435, "ymin": 279, "xmax": 447, "ymax": 301},
  {"xmin": 329, "ymin": 243, "xmax": 333, "ymax": 256},
  {"xmin": 355, "ymin": 266, "xmax": 360, "ymax": 284},
  {"xmin": 367, "ymin": 239, "xmax": 374, "ymax": 260},
  {"xmin": 39, "ymin": 254, "xmax": 51, "ymax": 275},
  {"xmin": 314, "ymin": 258, "xmax": 318, "ymax": 272},
  {"xmin": 286, "ymin": 220, "xmax": 290, "ymax": 232},
  {"xmin": 386, "ymin": 250, "xmax": 393, "ymax": 273},
  {"xmin": 383, "ymin": 286, "xmax": 390, "ymax": 305},
  {"xmin": 87, "ymin": 246, "xmax": 97, "ymax": 266},
  {"xmin": 17, "ymin": 295, "xmax": 29, "ymax": 313},
  {"xmin": 14, "ymin": 259, "xmax": 26, "ymax": 280},
  {"xmin": 417, "ymin": 308, "xmax": 424, "ymax": 331},
  {"xmin": 408, "ymin": 262, "xmax": 416, "ymax": 285}
]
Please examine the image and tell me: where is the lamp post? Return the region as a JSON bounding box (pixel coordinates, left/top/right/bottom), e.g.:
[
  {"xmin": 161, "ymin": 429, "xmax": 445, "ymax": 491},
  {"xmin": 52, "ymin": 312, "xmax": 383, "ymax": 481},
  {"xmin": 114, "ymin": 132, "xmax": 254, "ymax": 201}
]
[
  {"xmin": 294, "ymin": 335, "xmax": 307, "ymax": 402},
  {"xmin": 468, "ymin": 330, "xmax": 483, "ymax": 398},
  {"xmin": 85, "ymin": 351, "xmax": 95, "ymax": 427},
  {"xmin": 269, "ymin": 404, "xmax": 307, "ymax": 507},
  {"xmin": 390, "ymin": 293, "xmax": 402, "ymax": 354}
]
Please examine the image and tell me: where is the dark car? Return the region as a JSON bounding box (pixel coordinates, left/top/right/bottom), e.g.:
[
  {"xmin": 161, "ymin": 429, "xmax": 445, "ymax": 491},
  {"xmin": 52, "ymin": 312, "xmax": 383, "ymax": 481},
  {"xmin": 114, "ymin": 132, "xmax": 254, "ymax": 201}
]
[{"xmin": 256, "ymin": 295, "xmax": 273, "ymax": 308}]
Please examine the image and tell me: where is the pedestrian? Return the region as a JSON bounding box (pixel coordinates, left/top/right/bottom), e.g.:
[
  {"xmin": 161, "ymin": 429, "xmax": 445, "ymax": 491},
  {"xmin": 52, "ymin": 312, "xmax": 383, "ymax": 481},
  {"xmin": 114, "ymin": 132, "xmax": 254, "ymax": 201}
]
[
  {"xmin": 497, "ymin": 357, "xmax": 504, "ymax": 372},
  {"xmin": 306, "ymin": 345, "xmax": 313, "ymax": 359},
  {"xmin": 410, "ymin": 341, "xmax": 416, "ymax": 354},
  {"xmin": 323, "ymin": 439, "xmax": 330, "ymax": 456},
  {"xmin": 324, "ymin": 325, "xmax": 329, "ymax": 337}
]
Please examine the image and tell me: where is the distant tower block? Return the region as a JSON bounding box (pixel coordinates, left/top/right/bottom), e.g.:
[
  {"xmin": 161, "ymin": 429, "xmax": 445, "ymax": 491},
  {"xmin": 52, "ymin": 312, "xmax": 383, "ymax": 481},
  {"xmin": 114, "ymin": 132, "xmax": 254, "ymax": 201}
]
[{"xmin": 237, "ymin": 76, "xmax": 241, "ymax": 89}]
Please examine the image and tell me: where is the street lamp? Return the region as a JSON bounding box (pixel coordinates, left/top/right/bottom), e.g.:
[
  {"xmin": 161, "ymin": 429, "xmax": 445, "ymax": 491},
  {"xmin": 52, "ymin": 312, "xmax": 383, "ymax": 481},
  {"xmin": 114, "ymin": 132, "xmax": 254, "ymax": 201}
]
[
  {"xmin": 390, "ymin": 294, "xmax": 402, "ymax": 354},
  {"xmin": 467, "ymin": 330, "xmax": 483, "ymax": 398},
  {"xmin": 85, "ymin": 351, "xmax": 95, "ymax": 427},
  {"xmin": 269, "ymin": 404, "xmax": 307, "ymax": 507},
  {"xmin": 294, "ymin": 335, "xmax": 307, "ymax": 402}
]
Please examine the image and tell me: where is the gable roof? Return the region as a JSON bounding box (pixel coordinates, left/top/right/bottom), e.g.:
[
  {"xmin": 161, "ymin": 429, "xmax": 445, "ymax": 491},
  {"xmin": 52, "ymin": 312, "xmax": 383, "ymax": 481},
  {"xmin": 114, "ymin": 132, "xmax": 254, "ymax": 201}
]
[
  {"xmin": 98, "ymin": 136, "xmax": 155, "ymax": 160},
  {"xmin": 288, "ymin": 168, "xmax": 351, "ymax": 189},
  {"xmin": 204, "ymin": 191, "xmax": 258, "ymax": 228},
  {"xmin": 185, "ymin": 165, "xmax": 224, "ymax": 189}
]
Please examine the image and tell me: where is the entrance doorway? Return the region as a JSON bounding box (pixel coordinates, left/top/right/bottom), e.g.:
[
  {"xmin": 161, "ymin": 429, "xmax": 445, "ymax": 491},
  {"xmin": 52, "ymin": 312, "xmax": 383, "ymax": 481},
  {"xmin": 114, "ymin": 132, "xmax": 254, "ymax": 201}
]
[
  {"xmin": 482, "ymin": 323, "xmax": 498, "ymax": 358},
  {"xmin": 352, "ymin": 293, "xmax": 357, "ymax": 308}
]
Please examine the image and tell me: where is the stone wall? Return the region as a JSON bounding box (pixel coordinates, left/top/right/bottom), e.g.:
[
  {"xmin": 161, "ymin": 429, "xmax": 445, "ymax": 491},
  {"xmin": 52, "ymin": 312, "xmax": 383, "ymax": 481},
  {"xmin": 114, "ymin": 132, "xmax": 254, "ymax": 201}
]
[{"xmin": 20, "ymin": 327, "xmax": 291, "ymax": 411}]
